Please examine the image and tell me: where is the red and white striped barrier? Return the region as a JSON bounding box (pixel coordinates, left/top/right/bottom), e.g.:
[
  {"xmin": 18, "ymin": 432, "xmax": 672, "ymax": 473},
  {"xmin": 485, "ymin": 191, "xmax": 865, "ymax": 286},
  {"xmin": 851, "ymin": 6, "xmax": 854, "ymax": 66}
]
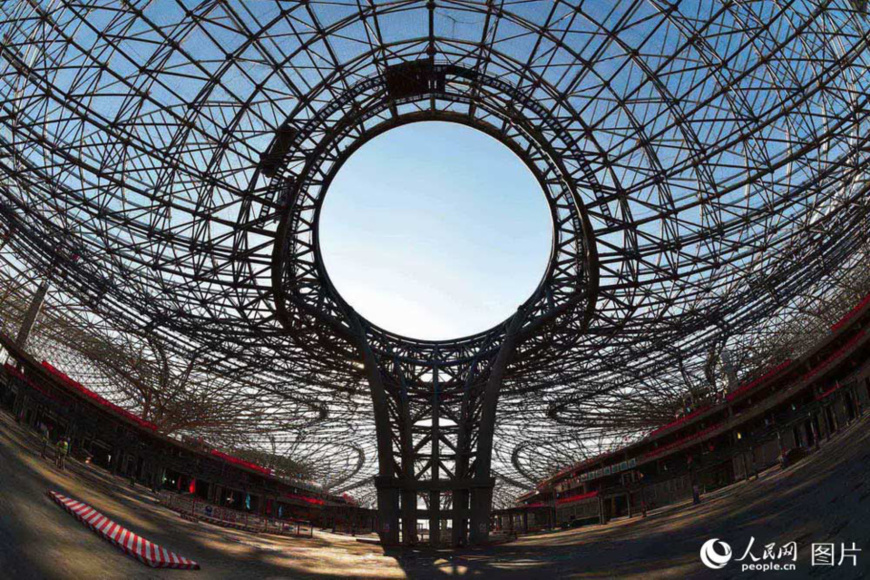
[{"xmin": 47, "ymin": 491, "xmax": 200, "ymax": 570}]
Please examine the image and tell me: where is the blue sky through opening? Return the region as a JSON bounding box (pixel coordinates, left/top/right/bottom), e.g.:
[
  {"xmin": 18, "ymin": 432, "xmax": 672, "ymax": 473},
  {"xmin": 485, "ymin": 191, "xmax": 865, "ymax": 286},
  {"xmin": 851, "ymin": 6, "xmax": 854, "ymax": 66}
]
[{"xmin": 319, "ymin": 122, "xmax": 553, "ymax": 340}]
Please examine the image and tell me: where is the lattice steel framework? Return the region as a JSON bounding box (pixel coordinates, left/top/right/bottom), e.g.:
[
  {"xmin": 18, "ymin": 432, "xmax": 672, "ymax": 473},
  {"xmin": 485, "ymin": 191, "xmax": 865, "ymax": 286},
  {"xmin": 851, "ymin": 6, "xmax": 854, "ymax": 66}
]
[{"xmin": 1, "ymin": 0, "xmax": 869, "ymax": 546}]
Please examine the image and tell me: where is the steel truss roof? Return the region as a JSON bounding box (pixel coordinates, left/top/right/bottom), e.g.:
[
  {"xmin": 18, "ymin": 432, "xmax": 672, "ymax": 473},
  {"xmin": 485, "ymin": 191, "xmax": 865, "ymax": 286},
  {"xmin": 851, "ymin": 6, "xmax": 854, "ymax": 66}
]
[{"xmin": 1, "ymin": 0, "xmax": 869, "ymax": 505}]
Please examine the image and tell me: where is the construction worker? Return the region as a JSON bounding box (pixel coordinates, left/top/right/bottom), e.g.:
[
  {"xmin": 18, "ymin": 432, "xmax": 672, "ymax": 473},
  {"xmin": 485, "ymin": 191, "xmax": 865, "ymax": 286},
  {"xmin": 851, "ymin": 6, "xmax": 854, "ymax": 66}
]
[{"xmin": 56, "ymin": 437, "xmax": 70, "ymax": 470}]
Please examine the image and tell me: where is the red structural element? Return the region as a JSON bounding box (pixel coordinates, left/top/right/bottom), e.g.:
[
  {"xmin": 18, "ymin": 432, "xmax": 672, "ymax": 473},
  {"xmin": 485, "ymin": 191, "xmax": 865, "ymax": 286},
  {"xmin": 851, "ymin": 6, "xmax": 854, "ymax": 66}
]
[
  {"xmin": 40, "ymin": 362, "xmax": 158, "ymax": 431},
  {"xmin": 208, "ymin": 449, "xmax": 272, "ymax": 476},
  {"xmin": 516, "ymin": 490, "xmax": 538, "ymax": 503},
  {"xmin": 831, "ymin": 293, "xmax": 870, "ymax": 332},
  {"xmin": 283, "ymin": 492, "xmax": 326, "ymax": 506},
  {"xmin": 47, "ymin": 491, "xmax": 200, "ymax": 570},
  {"xmin": 556, "ymin": 490, "xmax": 599, "ymax": 506},
  {"xmin": 535, "ymin": 302, "xmax": 870, "ymax": 495},
  {"xmin": 816, "ymin": 383, "xmax": 844, "ymax": 401},
  {"xmin": 541, "ymin": 403, "xmax": 724, "ymax": 485},
  {"xmin": 538, "ymin": 451, "xmax": 618, "ymax": 489},
  {"xmin": 3, "ymin": 362, "xmax": 23, "ymax": 379},
  {"xmin": 648, "ymin": 405, "xmax": 712, "ymax": 438},
  {"xmin": 643, "ymin": 424, "xmax": 723, "ymax": 460},
  {"xmin": 726, "ymin": 359, "xmax": 793, "ymax": 402},
  {"xmin": 522, "ymin": 501, "xmax": 548, "ymax": 508},
  {"xmin": 803, "ymin": 330, "xmax": 867, "ymax": 382},
  {"xmin": 4, "ymin": 363, "xmax": 62, "ymax": 403}
]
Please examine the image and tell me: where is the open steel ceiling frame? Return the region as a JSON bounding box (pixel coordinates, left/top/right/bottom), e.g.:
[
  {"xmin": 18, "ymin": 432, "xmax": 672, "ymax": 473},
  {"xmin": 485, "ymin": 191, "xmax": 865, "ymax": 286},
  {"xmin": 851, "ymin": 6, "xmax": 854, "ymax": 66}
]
[{"xmin": 1, "ymin": 0, "xmax": 869, "ymax": 544}]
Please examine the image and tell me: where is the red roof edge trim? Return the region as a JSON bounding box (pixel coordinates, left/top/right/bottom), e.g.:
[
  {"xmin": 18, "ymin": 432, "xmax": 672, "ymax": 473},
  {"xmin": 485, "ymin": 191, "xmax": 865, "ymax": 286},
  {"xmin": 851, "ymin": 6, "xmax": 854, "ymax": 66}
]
[
  {"xmin": 283, "ymin": 492, "xmax": 326, "ymax": 506},
  {"xmin": 831, "ymin": 293, "xmax": 870, "ymax": 332},
  {"xmin": 726, "ymin": 359, "xmax": 793, "ymax": 402},
  {"xmin": 209, "ymin": 449, "xmax": 272, "ymax": 476},
  {"xmin": 648, "ymin": 405, "xmax": 712, "ymax": 438},
  {"xmin": 40, "ymin": 361, "xmax": 158, "ymax": 431},
  {"xmin": 556, "ymin": 490, "xmax": 599, "ymax": 505}
]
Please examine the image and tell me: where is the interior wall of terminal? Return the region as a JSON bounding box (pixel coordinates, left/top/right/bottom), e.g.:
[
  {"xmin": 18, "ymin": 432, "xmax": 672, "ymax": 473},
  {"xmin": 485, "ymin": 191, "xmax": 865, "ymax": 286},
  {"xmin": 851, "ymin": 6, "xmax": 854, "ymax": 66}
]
[
  {"xmin": 2, "ymin": 292, "xmax": 869, "ymax": 543},
  {"xmin": 0, "ymin": 334, "xmax": 376, "ymax": 537},
  {"xmin": 496, "ymin": 295, "xmax": 870, "ymax": 536}
]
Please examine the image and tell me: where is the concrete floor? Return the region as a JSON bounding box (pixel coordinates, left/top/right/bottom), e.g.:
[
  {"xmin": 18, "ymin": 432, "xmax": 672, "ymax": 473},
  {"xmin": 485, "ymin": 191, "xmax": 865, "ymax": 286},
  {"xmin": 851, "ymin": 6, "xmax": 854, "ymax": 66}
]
[{"xmin": 1, "ymin": 409, "xmax": 868, "ymax": 579}]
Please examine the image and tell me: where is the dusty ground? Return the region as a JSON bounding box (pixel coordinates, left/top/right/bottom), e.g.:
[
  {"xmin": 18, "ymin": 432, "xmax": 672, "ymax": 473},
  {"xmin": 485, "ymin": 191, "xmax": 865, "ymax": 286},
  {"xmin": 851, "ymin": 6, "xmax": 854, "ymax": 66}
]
[{"xmin": 1, "ymin": 409, "xmax": 868, "ymax": 579}]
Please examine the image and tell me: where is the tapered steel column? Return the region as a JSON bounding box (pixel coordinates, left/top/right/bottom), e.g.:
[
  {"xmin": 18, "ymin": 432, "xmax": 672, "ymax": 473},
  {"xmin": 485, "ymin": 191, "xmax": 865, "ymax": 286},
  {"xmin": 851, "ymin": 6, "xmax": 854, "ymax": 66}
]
[
  {"xmin": 15, "ymin": 279, "xmax": 49, "ymax": 349},
  {"xmin": 429, "ymin": 367, "xmax": 441, "ymax": 545},
  {"xmin": 351, "ymin": 313, "xmax": 402, "ymax": 545},
  {"xmin": 468, "ymin": 310, "xmax": 527, "ymax": 545},
  {"xmin": 399, "ymin": 390, "xmax": 417, "ymax": 544}
]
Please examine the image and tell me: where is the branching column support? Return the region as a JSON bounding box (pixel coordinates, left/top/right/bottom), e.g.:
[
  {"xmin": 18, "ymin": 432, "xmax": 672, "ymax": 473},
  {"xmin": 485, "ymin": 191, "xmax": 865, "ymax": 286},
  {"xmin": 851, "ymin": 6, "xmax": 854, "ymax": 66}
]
[
  {"xmin": 398, "ymin": 367, "xmax": 417, "ymax": 545},
  {"xmin": 454, "ymin": 308, "xmax": 528, "ymax": 546},
  {"xmin": 350, "ymin": 313, "xmax": 401, "ymax": 545},
  {"xmin": 470, "ymin": 309, "xmax": 526, "ymax": 545}
]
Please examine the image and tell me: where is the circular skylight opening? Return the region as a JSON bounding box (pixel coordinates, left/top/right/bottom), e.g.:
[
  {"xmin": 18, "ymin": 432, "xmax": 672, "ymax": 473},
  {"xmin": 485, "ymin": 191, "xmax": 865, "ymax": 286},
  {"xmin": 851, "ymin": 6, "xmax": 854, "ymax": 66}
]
[{"xmin": 318, "ymin": 122, "xmax": 553, "ymax": 341}]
